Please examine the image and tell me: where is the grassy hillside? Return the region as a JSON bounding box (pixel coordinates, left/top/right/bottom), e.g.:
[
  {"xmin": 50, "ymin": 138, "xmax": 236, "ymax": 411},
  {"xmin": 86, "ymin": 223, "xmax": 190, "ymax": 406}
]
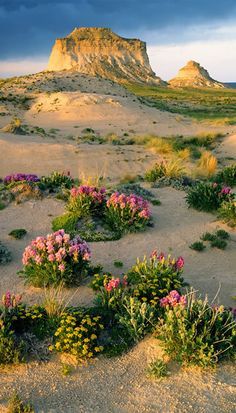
[{"xmin": 125, "ymin": 83, "xmax": 236, "ymax": 124}]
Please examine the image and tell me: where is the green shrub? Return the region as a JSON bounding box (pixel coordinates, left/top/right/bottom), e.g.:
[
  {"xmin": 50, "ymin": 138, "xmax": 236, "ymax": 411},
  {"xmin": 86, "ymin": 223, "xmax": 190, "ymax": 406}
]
[
  {"xmin": 7, "ymin": 392, "xmax": 34, "ymax": 413},
  {"xmin": 218, "ymin": 201, "xmax": 236, "ymax": 227},
  {"xmin": 118, "ymin": 296, "xmax": 155, "ymax": 342},
  {"xmin": 50, "ymin": 311, "xmax": 104, "ymax": 360},
  {"xmin": 126, "ymin": 252, "xmax": 186, "ymax": 308},
  {"xmin": 215, "ymin": 229, "xmax": 230, "ymax": 239},
  {"xmin": 8, "ymin": 229, "xmax": 27, "ymax": 239},
  {"xmin": 186, "ymin": 182, "xmax": 233, "ymax": 212},
  {"xmin": 210, "ymin": 238, "xmax": 227, "ymax": 250},
  {"xmin": 189, "ymin": 241, "xmax": 206, "ymax": 251},
  {"xmin": 113, "ymin": 260, "xmax": 123, "ymax": 268},
  {"xmin": 157, "ymin": 291, "xmax": 236, "ymax": 367},
  {"xmin": 0, "ymin": 323, "xmax": 25, "ymax": 365},
  {"xmin": 215, "ymin": 164, "xmax": 236, "ymax": 186},
  {"xmin": 145, "ymin": 159, "xmax": 185, "ymax": 182},
  {"xmin": 0, "ymin": 241, "xmax": 12, "ymax": 264},
  {"xmin": 147, "ymin": 359, "xmax": 169, "ymax": 379},
  {"xmin": 39, "ymin": 171, "xmax": 74, "ymax": 192},
  {"xmin": 201, "ymin": 232, "xmax": 217, "ymax": 241}
]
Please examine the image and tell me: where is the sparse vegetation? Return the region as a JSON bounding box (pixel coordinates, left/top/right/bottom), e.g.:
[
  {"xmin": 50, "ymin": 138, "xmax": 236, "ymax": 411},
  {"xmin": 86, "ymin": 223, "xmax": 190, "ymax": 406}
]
[{"xmin": 8, "ymin": 229, "xmax": 27, "ymax": 239}]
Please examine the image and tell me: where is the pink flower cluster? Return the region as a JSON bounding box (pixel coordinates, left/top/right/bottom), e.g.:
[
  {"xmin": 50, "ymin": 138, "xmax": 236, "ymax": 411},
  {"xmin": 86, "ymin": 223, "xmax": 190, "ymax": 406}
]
[
  {"xmin": 150, "ymin": 250, "xmax": 184, "ymax": 270},
  {"xmin": 160, "ymin": 290, "xmax": 187, "ymax": 307},
  {"xmin": 70, "ymin": 185, "xmax": 106, "ymax": 203},
  {"xmin": 2, "ymin": 291, "xmax": 22, "ymax": 308},
  {"xmin": 107, "ymin": 192, "xmax": 150, "ymax": 220},
  {"xmin": 22, "ymin": 230, "xmax": 91, "ymax": 272},
  {"xmin": 105, "ymin": 276, "xmax": 128, "ymax": 292},
  {"xmin": 220, "ymin": 186, "xmax": 232, "ymax": 195}
]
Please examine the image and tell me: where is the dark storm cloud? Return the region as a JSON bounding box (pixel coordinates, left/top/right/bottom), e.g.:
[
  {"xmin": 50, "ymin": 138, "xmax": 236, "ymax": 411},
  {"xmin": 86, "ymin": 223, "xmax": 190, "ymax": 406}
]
[{"xmin": 0, "ymin": 0, "xmax": 236, "ymax": 58}]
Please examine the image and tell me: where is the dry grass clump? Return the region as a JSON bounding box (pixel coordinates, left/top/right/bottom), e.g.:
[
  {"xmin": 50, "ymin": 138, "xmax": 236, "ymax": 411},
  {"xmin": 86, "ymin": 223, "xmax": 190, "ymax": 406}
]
[{"xmin": 195, "ymin": 151, "xmax": 218, "ymax": 178}]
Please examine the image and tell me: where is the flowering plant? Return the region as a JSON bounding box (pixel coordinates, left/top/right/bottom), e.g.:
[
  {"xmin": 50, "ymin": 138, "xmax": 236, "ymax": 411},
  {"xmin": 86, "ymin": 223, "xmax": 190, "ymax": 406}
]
[
  {"xmin": 50, "ymin": 311, "xmax": 104, "ymax": 360},
  {"xmin": 4, "ymin": 173, "xmax": 39, "ymax": 185},
  {"xmin": 157, "ymin": 290, "xmax": 236, "ymax": 367},
  {"xmin": 186, "ymin": 181, "xmax": 234, "ymax": 212},
  {"xmin": 67, "ymin": 185, "xmax": 106, "ymax": 217},
  {"xmin": 19, "ymin": 230, "xmax": 91, "ymax": 287},
  {"xmin": 92, "ymin": 273, "xmax": 129, "ymax": 313},
  {"xmin": 126, "ymin": 251, "xmax": 186, "ymax": 308},
  {"xmin": 105, "ymin": 192, "xmax": 150, "ymax": 234}
]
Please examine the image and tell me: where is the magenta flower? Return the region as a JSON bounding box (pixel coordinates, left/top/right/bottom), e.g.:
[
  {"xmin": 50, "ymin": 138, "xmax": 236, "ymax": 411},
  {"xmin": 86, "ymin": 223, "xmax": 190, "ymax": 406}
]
[{"xmin": 160, "ymin": 290, "xmax": 186, "ymax": 307}]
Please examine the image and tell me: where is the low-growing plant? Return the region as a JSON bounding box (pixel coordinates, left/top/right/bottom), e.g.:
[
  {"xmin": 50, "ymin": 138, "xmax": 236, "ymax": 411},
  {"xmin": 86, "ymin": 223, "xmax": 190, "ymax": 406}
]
[
  {"xmin": 39, "ymin": 171, "xmax": 74, "ymax": 192},
  {"xmin": 113, "ymin": 260, "xmax": 123, "ymax": 268},
  {"xmin": 215, "ymin": 229, "xmax": 230, "ymax": 239},
  {"xmin": 7, "ymin": 392, "xmax": 34, "ymax": 413},
  {"xmin": 50, "ymin": 311, "xmax": 104, "ymax": 360},
  {"xmin": 196, "ymin": 151, "xmax": 218, "ymax": 178},
  {"xmin": 210, "ymin": 238, "xmax": 227, "ymax": 250},
  {"xmin": 215, "ymin": 164, "xmax": 236, "ymax": 186},
  {"xmin": 61, "ymin": 363, "xmax": 73, "ymax": 376},
  {"xmin": 4, "ymin": 173, "xmax": 39, "ymax": 185},
  {"xmin": 145, "ymin": 159, "xmax": 186, "ymax": 182},
  {"xmin": 147, "ymin": 358, "xmax": 169, "ymax": 379},
  {"xmin": 157, "ymin": 290, "xmax": 236, "ymax": 367},
  {"xmin": 8, "ymin": 229, "xmax": 27, "ymax": 239},
  {"xmin": 218, "ymin": 201, "xmax": 236, "ymax": 227},
  {"xmin": 189, "ymin": 241, "xmax": 206, "ymax": 251},
  {"xmin": 201, "ymin": 232, "xmax": 217, "ymax": 242},
  {"xmin": 52, "ymin": 213, "xmax": 79, "ymax": 235},
  {"xmin": 19, "ymin": 230, "xmax": 91, "ymax": 287},
  {"xmin": 0, "ymin": 241, "xmax": 12, "ymax": 264},
  {"xmin": 186, "ymin": 182, "xmax": 233, "ymax": 212}
]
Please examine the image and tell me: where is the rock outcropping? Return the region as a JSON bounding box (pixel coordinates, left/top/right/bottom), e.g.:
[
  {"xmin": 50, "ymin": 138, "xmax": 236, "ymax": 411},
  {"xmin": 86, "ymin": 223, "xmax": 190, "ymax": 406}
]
[
  {"xmin": 47, "ymin": 27, "xmax": 164, "ymax": 85},
  {"xmin": 169, "ymin": 60, "xmax": 225, "ymax": 88}
]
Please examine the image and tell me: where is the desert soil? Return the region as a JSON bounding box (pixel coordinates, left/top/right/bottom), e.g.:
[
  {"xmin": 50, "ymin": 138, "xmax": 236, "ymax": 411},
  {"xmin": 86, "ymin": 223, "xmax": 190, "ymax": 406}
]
[{"xmin": 0, "ymin": 72, "xmax": 235, "ymax": 412}]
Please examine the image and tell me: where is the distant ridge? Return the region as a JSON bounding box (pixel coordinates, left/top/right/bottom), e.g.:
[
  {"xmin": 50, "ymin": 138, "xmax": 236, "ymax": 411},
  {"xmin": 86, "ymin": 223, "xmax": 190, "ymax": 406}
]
[
  {"xmin": 169, "ymin": 60, "xmax": 225, "ymax": 88},
  {"xmin": 47, "ymin": 27, "xmax": 165, "ymax": 85}
]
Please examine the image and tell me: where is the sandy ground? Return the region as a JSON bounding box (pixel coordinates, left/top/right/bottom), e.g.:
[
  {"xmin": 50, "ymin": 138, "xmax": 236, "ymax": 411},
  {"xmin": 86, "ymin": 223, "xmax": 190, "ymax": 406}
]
[
  {"xmin": 0, "ymin": 71, "xmax": 236, "ymax": 412},
  {"xmin": 0, "ymin": 337, "xmax": 235, "ymax": 413}
]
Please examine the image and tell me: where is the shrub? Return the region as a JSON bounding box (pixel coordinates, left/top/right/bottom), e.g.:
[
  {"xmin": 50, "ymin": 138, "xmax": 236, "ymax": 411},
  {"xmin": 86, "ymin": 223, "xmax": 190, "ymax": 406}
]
[
  {"xmin": 157, "ymin": 290, "xmax": 236, "ymax": 367},
  {"xmin": 7, "ymin": 392, "xmax": 34, "ymax": 413},
  {"xmin": 215, "ymin": 229, "xmax": 230, "ymax": 240},
  {"xmin": 113, "ymin": 260, "xmax": 123, "ymax": 268},
  {"xmin": 189, "ymin": 241, "xmax": 206, "ymax": 251},
  {"xmin": 50, "ymin": 311, "xmax": 104, "ymax": 360},
  {"xmin": 186, "ymin": 182, "xmax": 233, "ymax": 212},
  {"xmin": 126, "ymin": 251, "xmax": 186, "ymax": 308},
  {"xmin": 67, "ymin": 185, "xmax": 106, "ymax": 217},
  {"xmin": 147, "ymin": 359, "xmax": 169, "ymax": 379},
  {"xmin": 215, "ymin": 164, "xmax": 236, "ymax": 186},
  {"xmin": 8, "ymin": 229, "xmax": 27, "ymax": 239},
  {"xmin": 118, "ymin": 296, "xmax": 155, "ymax": 342},
  {"xmin": 19, "ymin": 230, "xmax": 91, "ymax": 287},
  {"xmin": 218, "ymin": 201, "xmax": 236, "ymax": 227},
  {"xmin": 201, "ymin": 232, "xmax": 217, "ymax": 242},
  {"xmin": 39, "ymin": 171, "xmax": 74, "ymax": 191},
  {"xmin": 210, "ymin": 238, "xmax": 227, "ymax": 250},
  {"xmin": 0, "ymin": 242, "xmax": 12, "ymax": 264},
  {"xmin": 105, "ymin": 192, "xmax": 150, "ymax": 235},
  {"xmin": 0, "ymin": 323, "xmax": 25, "ymax": 365},
  {"xmin": 93, "ymin": 274, "xmax": 129, "ymax": 314}
]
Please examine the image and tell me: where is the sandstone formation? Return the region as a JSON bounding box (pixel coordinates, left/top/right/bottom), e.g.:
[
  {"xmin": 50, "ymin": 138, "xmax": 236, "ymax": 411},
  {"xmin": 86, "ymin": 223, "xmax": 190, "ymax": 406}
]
[
  {"xmin": 47, "ymin": 27, "xmax": 165, "ymax": 85},
  {"xmin": 169, "ymin": 60, "xmax": 225, "ymax": 88}
]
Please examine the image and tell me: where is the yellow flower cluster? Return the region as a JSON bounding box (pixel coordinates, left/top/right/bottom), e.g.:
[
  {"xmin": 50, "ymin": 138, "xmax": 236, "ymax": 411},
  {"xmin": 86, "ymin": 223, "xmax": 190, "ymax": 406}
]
[{"xmin": 50, "ymin": 313, "xmax": 104, "ymax": 360}]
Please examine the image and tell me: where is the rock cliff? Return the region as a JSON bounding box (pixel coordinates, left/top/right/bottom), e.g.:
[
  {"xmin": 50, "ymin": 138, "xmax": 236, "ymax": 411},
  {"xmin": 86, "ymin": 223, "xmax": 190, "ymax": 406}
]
[
  {"xmin": 47, "ymin": 27, "xmax": 164, "ymax": 85},
  {"xmin": 169, "ymin": 60, "xmax": 225, "ymax": 88}
]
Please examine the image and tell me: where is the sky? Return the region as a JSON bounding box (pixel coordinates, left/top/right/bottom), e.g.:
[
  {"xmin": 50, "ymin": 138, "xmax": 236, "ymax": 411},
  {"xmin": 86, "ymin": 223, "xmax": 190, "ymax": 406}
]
[{"xmin": 0, "ymin": 0, "xmax": 236, "ymax": 81}]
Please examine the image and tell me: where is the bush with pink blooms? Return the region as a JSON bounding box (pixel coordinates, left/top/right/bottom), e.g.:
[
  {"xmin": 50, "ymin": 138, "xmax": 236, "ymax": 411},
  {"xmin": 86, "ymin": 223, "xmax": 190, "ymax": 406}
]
[
  {"xmin": 19, "ymin": 230, "xmax": 91, "ymax": 287},
  {"xmin": 67, "ymin": 185, "xmax": 106, "ymax": 217},
  {"xmin": 105, "ymin": 192, "xmax": 151, "ymax": 235},
  {"xmin": 157, "ymin": 289, "xmax": 236, "ymax": 367},
  {"xmin": 186, "ymin": 181, "xmax": 234, "ymax": 212},
  {"xmin": 126, "ymin": 251, "xmax": 186, "ymax": 308}
]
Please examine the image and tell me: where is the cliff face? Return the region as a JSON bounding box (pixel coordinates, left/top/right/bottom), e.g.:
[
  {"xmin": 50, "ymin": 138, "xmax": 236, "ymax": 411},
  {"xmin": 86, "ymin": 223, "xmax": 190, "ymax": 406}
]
[
  {"xmin": 169, "ymin": 60, "xmax": 225, "ymax": 88},
  {"xmin": 47, "ymin": 27, "xmax": 165, "ymax": 85}
]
